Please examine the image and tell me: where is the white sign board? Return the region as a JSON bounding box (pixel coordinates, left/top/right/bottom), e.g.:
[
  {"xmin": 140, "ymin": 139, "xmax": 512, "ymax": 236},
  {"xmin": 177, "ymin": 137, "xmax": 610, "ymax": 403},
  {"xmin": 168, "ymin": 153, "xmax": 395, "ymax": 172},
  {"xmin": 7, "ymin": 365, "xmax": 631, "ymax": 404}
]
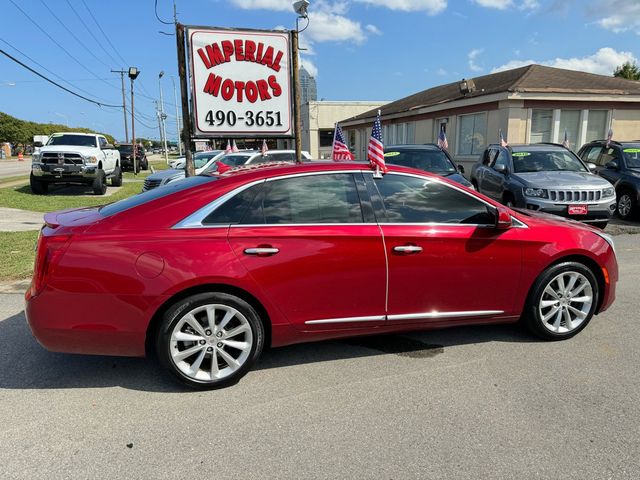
[{"xmin": 187, "ymin": 27, "xmax": 293, "ymax": 137}]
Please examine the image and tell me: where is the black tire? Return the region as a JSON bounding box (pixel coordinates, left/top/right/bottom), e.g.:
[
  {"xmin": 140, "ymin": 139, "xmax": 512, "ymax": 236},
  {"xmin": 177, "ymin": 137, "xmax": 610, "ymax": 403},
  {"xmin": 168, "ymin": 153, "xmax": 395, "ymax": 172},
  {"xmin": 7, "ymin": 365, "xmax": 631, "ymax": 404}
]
[
  {"xmin": 30, "ymin": 174, "xmax": 48, "ymax": 195},
  {"xmin": 111, "ymin": 166, "xmax": 122, "ymax": 187},
  {"xmin": 523, "ymin": 261, "xmax": 599, "ymax": 341},
  {"xmin": 503, "ymin": 193, "xmax": 515, "ymax": 208},
  {"xmin": 141, "ymin": 158, "xmax": 148, "ymax": 170},
  {"xmin": 92, "ymin": 169, "xmax": 107, "ymax": 195},
  {"xmin": 155, "ymin": 292, "xmax": 265, "ymax": 390},
  {"xmin": 616, "ymin": 189, "xmax": 636, "ymax": 220}
]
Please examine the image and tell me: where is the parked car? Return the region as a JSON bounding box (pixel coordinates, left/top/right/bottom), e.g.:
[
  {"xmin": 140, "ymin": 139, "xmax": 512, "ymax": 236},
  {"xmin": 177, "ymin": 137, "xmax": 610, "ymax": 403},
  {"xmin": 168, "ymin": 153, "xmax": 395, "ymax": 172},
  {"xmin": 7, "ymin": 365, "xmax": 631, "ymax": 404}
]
[
  {"xmin": 577, "ymin": 140, "xmax": 640, "ymax": 220},
  {"xmin": 243, "ymin": 150, "xmax": 312, "ymax": 165},
  {"xmin": 143, "ymin": 150, "xmax": 227, "ymax": 191},
  {"xmin": 470, "ymin": 143, "xmax": 616, "ymax": 228},
  {"xmin": 383, "ymin": 144, "xmax": 473, "ymax": 188},
  {"xmin": 116, "ymin": 144, "xmax": 148, "ymax": 172},
  {"xmin": 26, "ymin": 162, "xmax": 617, "ymax": 389},
  {"xmin": 30, "ymin": 132, "xmax": 121, "ymax": 195}
]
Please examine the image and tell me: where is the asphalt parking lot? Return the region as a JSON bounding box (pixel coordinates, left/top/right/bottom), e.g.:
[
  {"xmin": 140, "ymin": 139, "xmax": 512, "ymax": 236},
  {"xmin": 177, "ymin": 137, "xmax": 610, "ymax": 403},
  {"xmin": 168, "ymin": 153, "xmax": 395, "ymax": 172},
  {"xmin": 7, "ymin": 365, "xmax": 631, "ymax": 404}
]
[{"xmin": 0, "ymin": 235, "xmax": 639, "ymax": 479}]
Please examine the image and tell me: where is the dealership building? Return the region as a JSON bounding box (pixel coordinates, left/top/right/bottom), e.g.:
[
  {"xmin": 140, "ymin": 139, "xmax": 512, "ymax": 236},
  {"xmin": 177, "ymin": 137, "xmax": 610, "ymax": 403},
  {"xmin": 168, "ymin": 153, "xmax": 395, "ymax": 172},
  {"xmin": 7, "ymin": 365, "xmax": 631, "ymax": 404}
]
[{"xmin": 340, "ymin": 65, "xmax": 640, "ymax": 172}]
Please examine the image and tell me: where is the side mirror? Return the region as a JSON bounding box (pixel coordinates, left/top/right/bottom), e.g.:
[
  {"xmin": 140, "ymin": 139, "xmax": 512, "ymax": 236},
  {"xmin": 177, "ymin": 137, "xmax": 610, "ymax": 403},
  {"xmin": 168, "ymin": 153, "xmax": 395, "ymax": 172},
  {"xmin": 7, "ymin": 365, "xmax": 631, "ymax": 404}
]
[
  {"xmin": 494, "ymin": 163, "xmax": 508, "ymax": 174},
  {"xmin": 605, "ymin": 160, "xmax": 618, "ymax": 170},
  {"xmin": 495, "ymin": 207, "xmax": 512, "ymax": 230},
  {"xmin": 457, "ymin": 164, "xmax": 465, "ymax": 174},
  {"xmin": 103, "ymin": 143, "xmax": 114, "ymax": 150},
  {"xmin": 34, "ymin": 141, "xmax": 43, "ymax": 148},
  {"xmin": 587, "ymin": 162, "xmax": 597, "ymax": 172}
]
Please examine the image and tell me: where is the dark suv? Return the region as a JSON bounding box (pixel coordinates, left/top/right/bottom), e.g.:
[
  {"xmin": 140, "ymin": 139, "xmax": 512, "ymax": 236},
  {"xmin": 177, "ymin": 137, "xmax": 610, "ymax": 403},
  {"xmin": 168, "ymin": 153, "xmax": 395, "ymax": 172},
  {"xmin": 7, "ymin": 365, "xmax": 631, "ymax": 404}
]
[
  {"xmin": 116, "ymin": 144, "xmax": 148, "ymax": 172},
  {"xmin": 383, "ymin": 144, "xmax": 473, "ymax": 188},
  {"xmin": 578, "ymin": 140, "xmax": 640, "ymax": 220},
  {"xmin": 470, "ymin": 143, "xmax": 616, "ymax": 228}
]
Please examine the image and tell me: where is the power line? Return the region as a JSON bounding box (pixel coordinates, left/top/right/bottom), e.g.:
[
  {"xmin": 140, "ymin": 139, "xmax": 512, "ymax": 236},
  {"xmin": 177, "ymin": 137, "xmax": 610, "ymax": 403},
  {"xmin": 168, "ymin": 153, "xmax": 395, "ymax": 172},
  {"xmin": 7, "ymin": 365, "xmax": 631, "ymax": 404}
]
[
  {"xmin": 155, "ymin": 0, "xmax": 174, "ymax": 25},
  {"xmin": 8, "ymin": 0, "xmax": 121, "ymax": 93},
  {"xmin": 38, "ymin": 0, "xmax": 112, "ymax": 71},
  {"xmin": 0, "ymin": 37, "xmax": 117, "ymax": 105},
  {"xmin": 80, "ymin": 0, "xmax": 128, "ymax": 66},
  {"xmin": 0, "ymin": 48, "xmax": 121, "ymax": 107}
]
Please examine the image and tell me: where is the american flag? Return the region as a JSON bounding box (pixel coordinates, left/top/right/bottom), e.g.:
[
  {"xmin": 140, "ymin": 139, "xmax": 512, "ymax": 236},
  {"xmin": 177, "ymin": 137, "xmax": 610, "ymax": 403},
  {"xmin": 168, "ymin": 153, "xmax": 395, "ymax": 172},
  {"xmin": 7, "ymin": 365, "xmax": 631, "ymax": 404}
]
[
  {"xmin": 332, "ymin": 123, "xmax": 354, "ymax": 161},
  {"xmin": 225, "ymin": 140, "xmax": 232, "ymax": 154},
  {"xmin": 368, "ymin": 112, "xmax": 387, "ymax": 173},
  {"xmin": 232, "ymin": 140, "xmax": 239, "ymax": 153},
  {"xmin": 499, "ymin": 129, "xmax": 508, "ymax": 148},
  {"xmin": 261, "ymin": 139, "xmax": 268, "ymax": 156},
  {"xmin": 606, "ymin": 128, "xmax": 613, "ymax": 148},
  {"xmin": 437, "ymin": 126, "xmax": 448, "ymax": 150},
  {"xmin": 562, "ymin": 129, "xmax": 570, "ymax": 149}
]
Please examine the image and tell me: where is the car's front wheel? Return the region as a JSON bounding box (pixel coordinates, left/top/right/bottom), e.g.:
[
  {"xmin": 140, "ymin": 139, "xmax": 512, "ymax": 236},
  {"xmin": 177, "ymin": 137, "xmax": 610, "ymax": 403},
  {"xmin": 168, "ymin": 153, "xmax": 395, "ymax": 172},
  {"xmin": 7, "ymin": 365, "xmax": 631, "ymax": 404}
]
[
  {"xmin": 30, "ymin": 174, "xmax": 48, "ymax": 195},
  {"xmin": 92, "ymin": 169, "xmax": 107, "ymax": 195},
  {"xmin": 156, "ymin": 292, "xmax": 265, "ymax": 389},
  {"xmin": 523, "ymin": 262, "xmax": 598, "ymax": 340}
]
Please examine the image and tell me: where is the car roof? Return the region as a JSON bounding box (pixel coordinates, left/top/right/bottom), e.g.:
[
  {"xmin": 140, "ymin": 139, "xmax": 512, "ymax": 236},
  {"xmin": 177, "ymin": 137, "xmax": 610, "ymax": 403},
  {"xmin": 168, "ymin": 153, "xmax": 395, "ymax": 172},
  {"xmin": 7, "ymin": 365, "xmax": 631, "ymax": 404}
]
[
  {"xmin": 384, "ymin": 144, "xmax": 443, "ymax": 151},
  {"xmin": 50, "ymin": 132, "xmax": 98, "ymax": 137},
  {"xmin": 489, "ymin": 143, "xmax": 569, "ymax": 151}
]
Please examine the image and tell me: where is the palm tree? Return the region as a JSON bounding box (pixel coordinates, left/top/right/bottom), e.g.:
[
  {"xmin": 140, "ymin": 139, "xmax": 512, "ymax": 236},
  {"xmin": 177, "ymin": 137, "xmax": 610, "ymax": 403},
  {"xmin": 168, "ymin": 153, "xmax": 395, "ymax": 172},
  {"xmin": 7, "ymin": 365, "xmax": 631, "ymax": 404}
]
[{"xmin": 614, "ymin": 62, "xmax": 640, "ymax": 80}]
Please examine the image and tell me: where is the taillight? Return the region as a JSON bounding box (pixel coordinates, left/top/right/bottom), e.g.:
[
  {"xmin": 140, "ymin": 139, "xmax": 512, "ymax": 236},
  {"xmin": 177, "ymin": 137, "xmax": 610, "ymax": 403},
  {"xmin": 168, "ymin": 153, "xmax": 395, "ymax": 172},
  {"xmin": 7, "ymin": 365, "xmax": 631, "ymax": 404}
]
[{"xmin": 30, "ymin": 232, "xmax": 71, "ymax": 296}]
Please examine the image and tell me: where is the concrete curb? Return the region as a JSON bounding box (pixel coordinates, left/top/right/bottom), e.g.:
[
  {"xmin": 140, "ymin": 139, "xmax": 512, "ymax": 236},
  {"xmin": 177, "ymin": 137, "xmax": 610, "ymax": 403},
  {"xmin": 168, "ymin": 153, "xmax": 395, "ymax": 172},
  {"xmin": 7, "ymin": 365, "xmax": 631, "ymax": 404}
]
[{"xmin": 0, "ymin": 279, "xmax": 29, "ymax": 294}]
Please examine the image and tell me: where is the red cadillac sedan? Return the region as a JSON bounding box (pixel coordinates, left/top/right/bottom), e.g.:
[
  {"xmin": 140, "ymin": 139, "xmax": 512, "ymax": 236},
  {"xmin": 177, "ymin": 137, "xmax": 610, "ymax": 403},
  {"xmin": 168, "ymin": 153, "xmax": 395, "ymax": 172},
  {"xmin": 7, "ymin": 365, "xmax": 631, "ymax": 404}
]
[{"xmin": 25, "ymin": 162, "xmax": 617, "ymax": 389}]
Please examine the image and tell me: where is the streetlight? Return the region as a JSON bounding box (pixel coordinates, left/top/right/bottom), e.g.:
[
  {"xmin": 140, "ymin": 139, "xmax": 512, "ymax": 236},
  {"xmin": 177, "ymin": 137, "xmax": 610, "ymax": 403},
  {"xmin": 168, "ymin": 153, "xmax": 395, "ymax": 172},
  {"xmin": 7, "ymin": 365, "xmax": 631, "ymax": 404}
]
[
  {"xmin": 128, "ymin": 66, "xmax": 140, "ymax": 175},
  {"xmin": 291, "ymin": 0, "xmax": 310, "ymax": 163},
  {"xmin": 158, "ymin": 71, "xmax": 169, "ymax": 164}
]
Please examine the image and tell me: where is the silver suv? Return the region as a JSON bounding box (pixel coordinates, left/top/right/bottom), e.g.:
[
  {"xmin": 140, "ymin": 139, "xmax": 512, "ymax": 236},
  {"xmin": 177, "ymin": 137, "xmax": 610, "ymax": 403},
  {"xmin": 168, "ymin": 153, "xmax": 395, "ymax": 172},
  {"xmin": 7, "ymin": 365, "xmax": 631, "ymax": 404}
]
[{"xmin": 470, "ymin": 143, "xmax": 616, "ymax": 228}]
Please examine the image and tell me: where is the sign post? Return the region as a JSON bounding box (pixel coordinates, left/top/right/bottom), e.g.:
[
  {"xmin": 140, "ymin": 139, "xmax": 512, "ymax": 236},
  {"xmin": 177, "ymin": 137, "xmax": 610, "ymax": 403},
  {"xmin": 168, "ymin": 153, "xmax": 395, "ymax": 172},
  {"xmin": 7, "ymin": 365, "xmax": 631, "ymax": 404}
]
[
  {"xmin": 176, "ymin": 23, "xmax": 195, "ymax": 177},
  {"xmin": 291, "ymin": 29, "xmax": 302, "ymax": 163}
]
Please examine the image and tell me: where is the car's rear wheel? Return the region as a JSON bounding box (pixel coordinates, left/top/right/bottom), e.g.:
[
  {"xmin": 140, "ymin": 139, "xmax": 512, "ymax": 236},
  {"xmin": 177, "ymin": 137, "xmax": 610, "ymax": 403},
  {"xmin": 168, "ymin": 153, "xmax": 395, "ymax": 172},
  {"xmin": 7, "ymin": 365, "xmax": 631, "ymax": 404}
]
[
  {"xmin": 156, "ymin": 292, "xmax": 265, "ymax": 389},
  {"xmin": 523, "ymin": 262, "xmax": 598, "ymax": 340},
  {"xmin": 92, "ymin": 169, "xmax": 107, "ymax": 195},
  {"xmin": 30, "ymin": 174, "xmax": 48, "ymax": 195},
  {"xmin": 616, "ymin": 190, "xmax": 636, "ymax": 220},
  {"xmin": 111, "ymin": 166, "xmax": 122, "ymax": 187}
]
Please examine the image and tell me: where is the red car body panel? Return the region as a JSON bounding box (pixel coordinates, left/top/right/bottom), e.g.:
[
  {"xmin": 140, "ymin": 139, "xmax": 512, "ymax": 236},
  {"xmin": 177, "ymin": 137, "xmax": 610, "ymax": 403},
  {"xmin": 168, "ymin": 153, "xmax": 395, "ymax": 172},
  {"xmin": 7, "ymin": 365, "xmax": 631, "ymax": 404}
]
[{"xmin": 24, "ymin": 162, "xmax": 618, "ymax": 357}]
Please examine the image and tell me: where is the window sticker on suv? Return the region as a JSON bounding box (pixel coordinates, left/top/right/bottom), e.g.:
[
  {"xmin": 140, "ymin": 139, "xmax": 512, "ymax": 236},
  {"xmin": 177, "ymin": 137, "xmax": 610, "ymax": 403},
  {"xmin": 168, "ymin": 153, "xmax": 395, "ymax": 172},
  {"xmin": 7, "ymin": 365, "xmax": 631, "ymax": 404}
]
[
  {"xmin": 623, "ymin": 148, "xmax": 640, "ymax": 153},
  {"xmin": 384, "ymin": 151, "xmax": 401, "ymax": 157},
  {"xmin": 512, "ymin": 152, "xmax": 531, "ymax": 157}
]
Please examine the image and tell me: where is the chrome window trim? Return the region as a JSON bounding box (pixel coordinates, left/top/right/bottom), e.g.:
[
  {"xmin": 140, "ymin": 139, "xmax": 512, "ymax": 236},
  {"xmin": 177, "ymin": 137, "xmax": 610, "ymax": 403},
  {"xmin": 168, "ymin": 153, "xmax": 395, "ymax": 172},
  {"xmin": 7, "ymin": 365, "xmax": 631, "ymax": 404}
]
[
  {"xmin": 387, "ymin": 310, "xmax": 504, "ymax": 321},
  {"xmin": 304, "ymin": 315, "xmax": 386, "ymax": 325}
]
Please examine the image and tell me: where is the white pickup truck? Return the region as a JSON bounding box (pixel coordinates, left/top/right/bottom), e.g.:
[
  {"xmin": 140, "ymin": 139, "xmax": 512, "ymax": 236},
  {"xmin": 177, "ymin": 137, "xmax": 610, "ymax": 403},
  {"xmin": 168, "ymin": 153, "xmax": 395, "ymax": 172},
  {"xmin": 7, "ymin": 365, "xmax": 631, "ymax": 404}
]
[{"xmin": 30, "ymin": 132, "xmax": 122, "ymax": 195}]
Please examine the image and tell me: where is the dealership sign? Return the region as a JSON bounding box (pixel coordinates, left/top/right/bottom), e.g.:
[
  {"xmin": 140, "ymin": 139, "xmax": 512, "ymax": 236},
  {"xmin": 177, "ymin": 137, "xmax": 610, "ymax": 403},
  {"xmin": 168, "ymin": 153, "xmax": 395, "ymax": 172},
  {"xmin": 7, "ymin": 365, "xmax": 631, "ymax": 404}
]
[{"xmin": 187, "ymin": 27, "xmax": 293, "ymax": 137}]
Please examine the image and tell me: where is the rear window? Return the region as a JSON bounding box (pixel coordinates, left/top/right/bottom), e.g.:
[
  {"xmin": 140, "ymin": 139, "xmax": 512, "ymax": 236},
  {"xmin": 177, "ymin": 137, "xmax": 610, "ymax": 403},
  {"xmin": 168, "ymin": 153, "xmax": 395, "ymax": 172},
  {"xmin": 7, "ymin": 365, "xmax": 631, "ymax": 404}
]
[
  {"xmin": 100, "ymin": 175, "xmax": 215, "ymax": 217},
  {"xmin": 383, "ymin": 148, "xmax": 456, "ymax": 174}
]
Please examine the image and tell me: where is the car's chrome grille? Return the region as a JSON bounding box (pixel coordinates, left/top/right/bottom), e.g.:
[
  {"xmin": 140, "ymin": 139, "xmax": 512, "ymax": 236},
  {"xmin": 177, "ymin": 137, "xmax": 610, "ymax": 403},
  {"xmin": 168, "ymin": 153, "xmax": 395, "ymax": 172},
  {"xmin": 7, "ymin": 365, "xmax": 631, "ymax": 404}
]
[
  {"xmin": 41, "ymin": 153, "xmax": 84, "ymax": 165},
  {"xmin": 143, "ymin": 178, "xmax": 162, "ymax": 190},
  {"xmin": 548, "ymin": 189, "xmax": 602, "ymax": 203}
]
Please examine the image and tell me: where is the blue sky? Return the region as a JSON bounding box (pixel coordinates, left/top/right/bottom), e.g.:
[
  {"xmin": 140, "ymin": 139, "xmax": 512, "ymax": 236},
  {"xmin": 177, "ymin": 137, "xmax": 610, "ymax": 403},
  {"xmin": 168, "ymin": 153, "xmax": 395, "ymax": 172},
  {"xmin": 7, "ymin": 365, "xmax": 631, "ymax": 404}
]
[{"xmin": 1, "ymin": 0, "xmax": 638, "ymax": 142}]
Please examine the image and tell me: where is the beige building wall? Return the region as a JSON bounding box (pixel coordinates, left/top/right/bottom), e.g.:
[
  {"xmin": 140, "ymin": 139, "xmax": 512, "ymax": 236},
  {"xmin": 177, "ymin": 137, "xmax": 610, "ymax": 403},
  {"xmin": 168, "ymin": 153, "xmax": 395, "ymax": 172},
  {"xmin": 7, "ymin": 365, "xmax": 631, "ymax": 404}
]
[{"xmin": 612, "ymin": 110, "xmax": 640, "ymax": 140}]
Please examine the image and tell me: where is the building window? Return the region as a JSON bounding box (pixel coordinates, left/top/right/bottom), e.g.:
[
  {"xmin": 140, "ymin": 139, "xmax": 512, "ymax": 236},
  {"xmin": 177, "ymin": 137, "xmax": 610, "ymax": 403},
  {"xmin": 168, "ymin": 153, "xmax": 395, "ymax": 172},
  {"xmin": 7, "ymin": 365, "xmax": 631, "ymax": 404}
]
[
  {"xmin": 318, "ymin": 129, "xmax": 334, "ymax": 148},
  {"xmin": 457, "ymin": 113, "xmax": 487, "ymax": 156},
  {"xmin": 559, "ymin": 110, "xmax": 580, "ymax": 149},
  {"xmin": 434, "ymin": 118, "xmax": 448, "ymax": 141},
  {"xmin": 406, "ymin": 122, "xmax": 415, "ymax": 144},
  {"xmin": 530, "ymin": 109, "xmax": 553, "ymax": 143},
  {"xmin": 586, "ymin": 110, "xmax": 608, "ymax": 142},
  {"xmin": 396, "ymin": 123, "xmax": 405, "ymax": 144}
]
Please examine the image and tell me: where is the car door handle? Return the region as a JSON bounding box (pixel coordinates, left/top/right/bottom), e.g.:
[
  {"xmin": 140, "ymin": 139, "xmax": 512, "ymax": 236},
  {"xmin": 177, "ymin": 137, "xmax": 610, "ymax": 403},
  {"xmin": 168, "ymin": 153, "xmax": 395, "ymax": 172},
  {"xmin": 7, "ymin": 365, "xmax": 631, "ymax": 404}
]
[
  {"xmin": 393, "ymin": 245, "xmax": 423, "ymax": 254},
  {"xmin": 244, "ymin": 247, "xmax": 280, "ymax": 256}
]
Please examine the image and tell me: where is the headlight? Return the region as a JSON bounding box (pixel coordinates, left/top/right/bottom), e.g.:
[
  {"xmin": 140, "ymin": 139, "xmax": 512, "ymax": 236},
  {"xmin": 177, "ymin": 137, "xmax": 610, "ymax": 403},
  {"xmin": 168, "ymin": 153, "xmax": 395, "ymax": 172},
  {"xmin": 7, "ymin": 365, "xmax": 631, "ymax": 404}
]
[
  {"xmin": 83, "ymin": 155, "xmax": 98, "ymax": 163},
  {"xmin": 602, "ymin": 187, "xmax": 615, "ymax": 198},
  {"xmin": 524, "ymin": 187, "xmax": 548, "ymax": 198},
  {"xmin": 32, "ymin": 153, "xmax": 41, "ymax": 162}
]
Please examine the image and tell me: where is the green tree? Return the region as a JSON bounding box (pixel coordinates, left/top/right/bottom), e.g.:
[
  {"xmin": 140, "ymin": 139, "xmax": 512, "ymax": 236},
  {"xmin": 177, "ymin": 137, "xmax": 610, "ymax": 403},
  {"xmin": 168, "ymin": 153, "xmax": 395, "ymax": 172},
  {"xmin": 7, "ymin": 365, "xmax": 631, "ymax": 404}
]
[{"xmin": 614, "ymin": 62, "xmax": 640, "ymax": 80}]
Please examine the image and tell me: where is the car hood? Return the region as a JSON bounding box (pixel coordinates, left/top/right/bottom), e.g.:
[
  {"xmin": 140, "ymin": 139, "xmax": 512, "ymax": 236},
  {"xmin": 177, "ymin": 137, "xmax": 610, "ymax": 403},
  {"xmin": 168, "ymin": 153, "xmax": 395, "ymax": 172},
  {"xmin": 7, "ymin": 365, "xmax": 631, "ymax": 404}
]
[
  {"xmin": 515, "ymin": 171, "xmax": 609, "ymax": 188},
  {"xmin": 38, "ymin": 145, "xmax": 98, "ymax": 154},
  {"xmin": 146, "ymin": 169, "xmax": 185, "ymax": 181},
  {"xmin": 512, "ymin": 207, "xmax": 600, "ymax": 232}
]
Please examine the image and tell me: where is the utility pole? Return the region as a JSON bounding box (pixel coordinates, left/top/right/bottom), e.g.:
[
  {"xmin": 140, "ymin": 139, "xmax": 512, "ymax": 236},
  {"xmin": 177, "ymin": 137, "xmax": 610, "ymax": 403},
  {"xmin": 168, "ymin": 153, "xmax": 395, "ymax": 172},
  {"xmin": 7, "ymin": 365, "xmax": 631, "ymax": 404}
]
[
  {"xmin": 158, "ymin": 71, "xmax": 170, "ymax": 164},
  {"xmin": 111, "ymin": 69, "xmax": 129, "ymax": 142},
  {"xmin": 171, "ymin": 76, "xmax": 183, "ymax": 156},
  {"xmin": 128, "ymin": 67, "xmax": 140, "ymax": 174},
  {"xmin": 154, "ymin": 100, "xmax": 164, "ymax": 151},
  {"xmin": 176, "ymin": 23, "xmax": 194, "ymax": 176},
  {"xmin": 292, "ymin": 30, "xmax": 302, "ymax": 164}
]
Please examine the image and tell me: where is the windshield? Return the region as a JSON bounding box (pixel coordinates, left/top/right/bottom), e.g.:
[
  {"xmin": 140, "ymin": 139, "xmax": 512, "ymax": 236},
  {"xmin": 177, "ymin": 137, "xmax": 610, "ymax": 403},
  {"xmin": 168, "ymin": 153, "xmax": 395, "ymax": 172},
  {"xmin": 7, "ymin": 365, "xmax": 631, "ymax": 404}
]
[
  {"xmin": 117, "ymin": 145, "xmax": 133, "ymax": 153},
  {"xmin": 383, "ymin": 148, "xmax": 456, "ymax": 174},
  {"xmin": 47, "ymin": 134, "xmax": 96, "ymax": 147},
  {"xmin": 220, "ymin": 154, "xmax": 252, "ymax": 167},
  {"xmin": 622, "ymin": 145, "xmax": 640, "ymax": 168},
  {"xmin": 512, "ymin": 150, "xmax": 587, "ymax": 173},
  {"xmin": 193, "ymin": 151, "xmax": 222, "ymax": 169}
]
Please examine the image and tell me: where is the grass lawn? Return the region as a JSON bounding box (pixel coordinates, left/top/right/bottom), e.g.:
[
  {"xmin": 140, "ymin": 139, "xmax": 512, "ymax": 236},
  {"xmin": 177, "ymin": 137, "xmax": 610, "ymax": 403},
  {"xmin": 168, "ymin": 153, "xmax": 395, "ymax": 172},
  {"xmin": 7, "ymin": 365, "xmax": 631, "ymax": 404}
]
[
  {"xmin": 0, "ymin": 174, "xmax": 29, "ymax": 185},
  {"xmin": 0, "ymin": 230, "xmax": 39, "ymax": 281}
]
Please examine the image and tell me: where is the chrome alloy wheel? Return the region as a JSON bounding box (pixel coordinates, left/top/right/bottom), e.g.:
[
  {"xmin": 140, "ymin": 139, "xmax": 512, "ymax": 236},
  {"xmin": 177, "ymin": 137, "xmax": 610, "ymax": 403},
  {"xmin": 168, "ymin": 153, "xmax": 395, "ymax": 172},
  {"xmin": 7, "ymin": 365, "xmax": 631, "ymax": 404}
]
[
  {"xmin": 538, "ymin": 271, "xmax": 593, "ymax": 334},
  {"xmin": 618, "ymin": 193, "xmax": 632, "ymax": 218},
  {"xmin": 169, "ymin": 304, "xmax": 254, "ymax": 382}
]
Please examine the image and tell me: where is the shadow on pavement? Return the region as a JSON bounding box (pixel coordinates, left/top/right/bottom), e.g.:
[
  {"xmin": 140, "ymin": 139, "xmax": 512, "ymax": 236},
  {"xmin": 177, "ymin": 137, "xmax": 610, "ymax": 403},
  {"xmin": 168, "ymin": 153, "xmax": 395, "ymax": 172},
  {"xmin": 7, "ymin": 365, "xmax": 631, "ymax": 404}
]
[{"xmin": 0, "ymin": 309, "xmax": 535, "ymax": 392}]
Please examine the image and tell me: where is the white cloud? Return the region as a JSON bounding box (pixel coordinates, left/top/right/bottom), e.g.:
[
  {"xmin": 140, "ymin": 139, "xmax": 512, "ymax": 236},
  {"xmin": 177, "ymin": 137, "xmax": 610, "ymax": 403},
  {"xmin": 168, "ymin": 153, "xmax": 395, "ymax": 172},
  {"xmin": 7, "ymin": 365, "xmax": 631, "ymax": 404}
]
[
  {"xmin": 300, "ymin": 57, "xmax": 318, "ymax": 77},
  {"xmin": 472, "ymin": 0, "xmax": 513, "ymax": 9},
  {"xmin": 491, "ymin": 47, "xmax": 639, "ymax": 75},
  {"xmin": 519, "ymin": 0, "xmax": 539, "ymax": 10},
  {"xmin": 468, "ymin": 48, "xmax": 484, "ymax": 72},
  {"xmin": 305, "ymin": 11, "xmax": 366, "ymax": 43},
  {"xmin": 365, "ymin": 24, "xmax": 382, "ymax": 35},
  {"xmin": 230, "ymin": 0, "xmax": 292, "ymax": 10},
  {"xmin": 595, "ymin": 0, "xmax": 640, "ymax": 35},
  {"xmin": 354, "ymin": 0, "xmax": 447, "ymax": 14}
]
